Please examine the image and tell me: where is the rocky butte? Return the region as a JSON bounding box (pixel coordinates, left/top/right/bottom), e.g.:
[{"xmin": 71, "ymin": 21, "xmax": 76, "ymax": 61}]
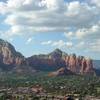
[
  {"xmin": 0, "ymin": 39, "xmax": 96, "ymax": 76},
  {"xmin": 0, "ymin": 39, "xmax": 35, "ymax": 73},
  {"xmin": 0, "ymin": 39, "xmax": 24, "ymax": 70}
]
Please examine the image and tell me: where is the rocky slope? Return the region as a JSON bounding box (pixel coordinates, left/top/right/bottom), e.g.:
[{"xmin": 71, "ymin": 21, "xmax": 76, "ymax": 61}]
[
  {"xmin": 0, "ymin": 39, "xmax": 96, "ymax": 75},
  {"xmin": 48, "ymin": 67, "xmax": 73, "ymax": 77}
]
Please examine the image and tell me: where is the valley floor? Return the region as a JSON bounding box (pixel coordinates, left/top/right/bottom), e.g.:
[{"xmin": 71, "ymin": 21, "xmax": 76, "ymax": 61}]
[{"xmin": 0, "ymin": 72, "xmax": 100, "ymax": 100}]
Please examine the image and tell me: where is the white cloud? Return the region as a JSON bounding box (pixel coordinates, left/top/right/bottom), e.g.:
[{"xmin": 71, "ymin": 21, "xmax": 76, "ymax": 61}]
[
  {"xmin": 41, "ymin": 40, "xmax": 73, "ymax": 48},
  {"xmin": 41, "ymin": 40, "xmax": 52, "ymax": 45},
  {"xmin": 26, "ymin": 37, "xmax": 33, "ymax": 44},
  {"xmin": 66, "ymin": 1, "xmax": 81, "ymax": 17},
  {"xmin": 64, "ymin": 23, "xmax": 100, "ymax": 53},
  {"xmin": 66, "ymin": 42, "xmax": 73, "ymax": 47},
  {"xmin": 75, "ymin": 24, "xmax": 100, "ymax": 39},
  {"xmin": 0, "ymin": 2, "xmax": 7, "ymax": 14},
  {"xmin": 91, "ymin": 0, "xmax": 100, "ymax": 7},
  {"xmin": 0, "ymin": 0, "xmax": 100, "ymax": 55},
  {"xmin": 41, "ymin": 0, "xmax": 62, "ymax": 9},
  {"xmin": 88, "ymin": 39, "xmax": 100, "ymax": 52},
  {"xmin": 74, "ymin": 39, "xmax": 100, "ymax": 53},
  {"xmin": 0, "ymin": 0, "xmax": 99, "ymax": 37},
  {"xmin": 64, "ymin": 32, "xmax": 74, "ymax": 38},
  {"xmin": 51, "ymin": 40, "xmax": 66, "ymax": 48}
]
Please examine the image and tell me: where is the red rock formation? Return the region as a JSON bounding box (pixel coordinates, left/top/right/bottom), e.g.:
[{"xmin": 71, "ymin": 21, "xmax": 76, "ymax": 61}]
[
  {"xmin": 67, "ymin": 54, "xmax": 77, "ymax": 72},
  {"xmin": 0, "ymin": 39, "xmax": 24, "ymax": 66},
  {"xmin": 64, "ymin": 55, "xmax": 95, "ymax": 75},
  {"xmin": 48, "ymin": 67, "xmax": 73, "ymax": 77},
  {"xmin": 80, "ymin": 58, "xmax": 95, "ymax": 75},
  {"xmin": 48, "ymin": 68, "xmax": 65, "ymax": 77},
  {"xmin": 28, "ymin": 49, "xmax": 95, "ymax": 75},
  {"xmin": 0, "ymin": 39, "xmax": 95, "ymax": 75}
]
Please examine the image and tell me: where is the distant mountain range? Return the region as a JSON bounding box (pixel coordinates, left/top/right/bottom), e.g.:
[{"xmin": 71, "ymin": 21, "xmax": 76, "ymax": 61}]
[
  {"xmin": 93, "ymin": 60, "xmax": 100, "ymax": 69},
  {"xmin": 0, "ymin": 39, "xmax": 99, "ymax": 76}
]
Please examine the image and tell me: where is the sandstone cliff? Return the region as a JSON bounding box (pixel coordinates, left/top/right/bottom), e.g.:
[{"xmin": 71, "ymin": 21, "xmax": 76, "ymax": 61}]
[
  {"xmin": 0, "ymin": 39, "xmax": 95, "ymax": 75},
  {"xmin": 0, "ymin": 39, "xmax": 26, "ymax": 71},
  {"xmin": 28, "ymin": 49, "xmax": 95, "ymax": 75}
]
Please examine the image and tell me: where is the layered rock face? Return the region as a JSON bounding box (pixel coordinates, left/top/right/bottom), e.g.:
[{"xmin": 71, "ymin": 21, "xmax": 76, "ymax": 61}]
[
  {"xmin": 64, "ymin": 55, "xmax": 95, "ymax": 75},
  {"xmin": 0, "ymin": 39, "xmax": 25, "ymax": 70},
  {"xmin": 28, "ymin": 49, "xmax": 95, "ymax": 75}
]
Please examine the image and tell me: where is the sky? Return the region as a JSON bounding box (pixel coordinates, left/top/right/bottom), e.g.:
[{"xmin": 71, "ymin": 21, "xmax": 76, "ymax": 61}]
[{"xmin": 0, "ymin": 0, "xmax": 100, "ymax": 59}]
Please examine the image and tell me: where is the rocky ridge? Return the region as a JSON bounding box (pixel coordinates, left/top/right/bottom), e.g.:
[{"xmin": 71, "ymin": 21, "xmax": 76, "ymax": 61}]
[
  {"xmin": 0, "ymin": 39, "xmax": 96, "ymax": 75},
  {"xmin": 28, "ymin": 49, "xmax": 95, "ymax": 75}
]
